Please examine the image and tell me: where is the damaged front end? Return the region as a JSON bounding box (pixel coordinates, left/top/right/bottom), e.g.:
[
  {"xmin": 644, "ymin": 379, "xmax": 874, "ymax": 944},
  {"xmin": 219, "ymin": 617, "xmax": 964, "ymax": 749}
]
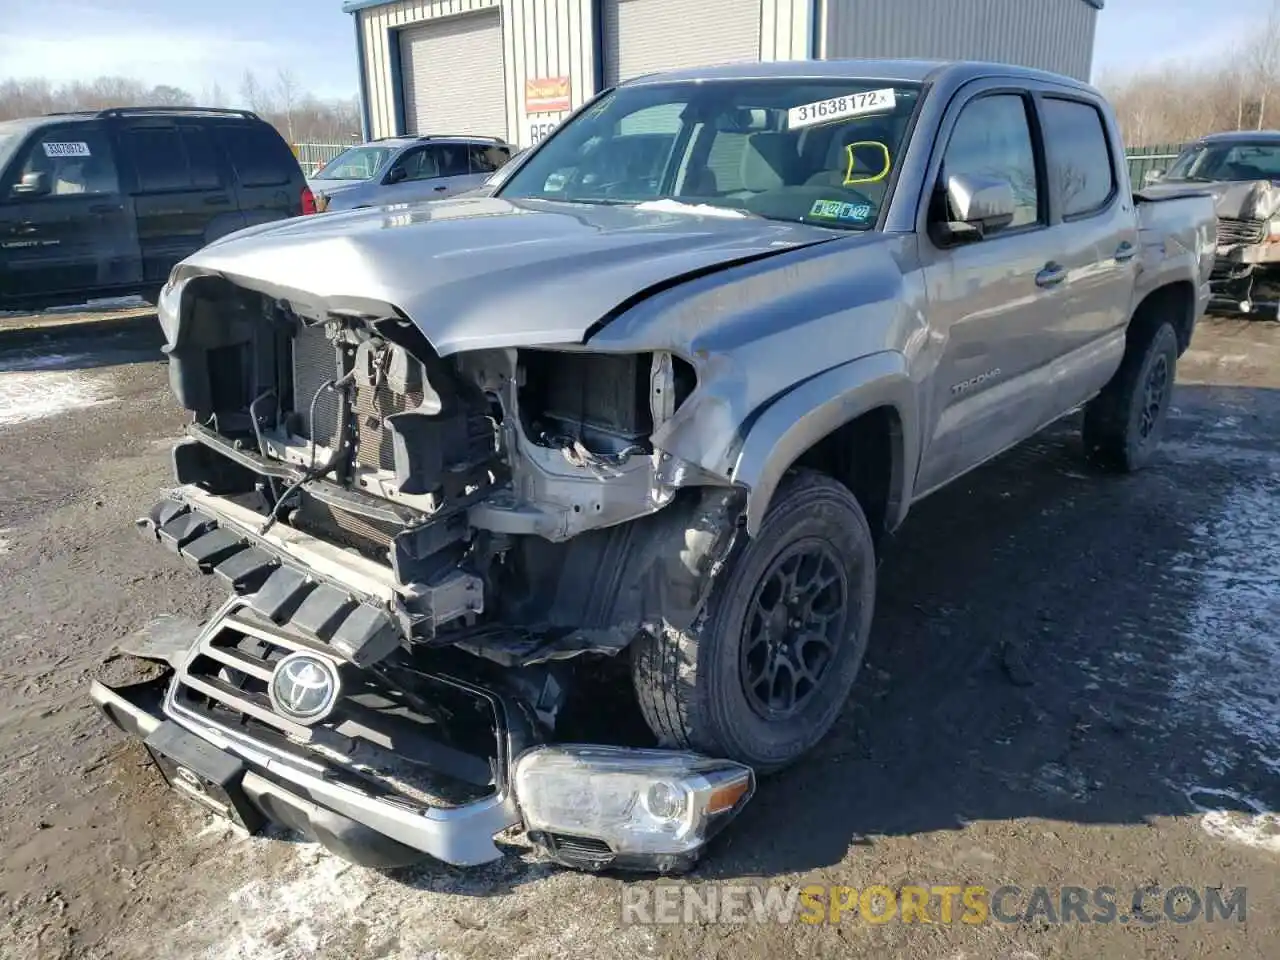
[
  {"xmin": 92, "ymin": 271, "xmax": 754, "ymax": 873},
  {"xmin": 1207, "ymin": 180, "xmax": 1280, "ymax": 318}
]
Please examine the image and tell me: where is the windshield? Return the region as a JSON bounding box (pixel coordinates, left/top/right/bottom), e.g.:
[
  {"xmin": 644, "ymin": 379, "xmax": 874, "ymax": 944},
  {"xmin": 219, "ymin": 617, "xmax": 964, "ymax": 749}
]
[
  {"xmin": 497, "ymin": 78, "xmax": 923, "ymax": 230},
  {"xmin": 1165, "ymin": 141, "xmax": 1280, "ymax": 182},
  {"xmin": 312, "ymin": 145, "xmax": 394, "ymax": 181}
]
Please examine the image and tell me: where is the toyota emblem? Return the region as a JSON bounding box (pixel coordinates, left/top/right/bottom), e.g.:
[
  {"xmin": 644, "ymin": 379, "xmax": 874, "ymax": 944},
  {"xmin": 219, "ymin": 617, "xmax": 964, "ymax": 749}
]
[{"xmin": 268, "ymin": 652, "xmax": 342, "ymax": 725}]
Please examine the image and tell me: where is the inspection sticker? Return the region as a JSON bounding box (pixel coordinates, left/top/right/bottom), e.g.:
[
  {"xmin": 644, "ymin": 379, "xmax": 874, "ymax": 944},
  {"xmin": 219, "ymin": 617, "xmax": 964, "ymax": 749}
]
[
  {"xmin": 788, "ymin": 88, "xmax": 896, "ymax": 130},
  {"xmin": 42, "ymin": 141, "xmax": 91, "ymax": 158},
  {"xmin": 810, "ymin": 199, "xmax": 873, "ymax": 223}
]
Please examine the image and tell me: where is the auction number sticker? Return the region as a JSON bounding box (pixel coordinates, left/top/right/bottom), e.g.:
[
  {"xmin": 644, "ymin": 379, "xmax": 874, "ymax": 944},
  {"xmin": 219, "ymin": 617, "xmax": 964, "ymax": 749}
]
[
  {"xmin": 42, "ymin": 141, "xmax": 91, "ymax": 158},
  {"xmin": 788, "ymin": 88, "xmax": 896, "ymax": 130}
]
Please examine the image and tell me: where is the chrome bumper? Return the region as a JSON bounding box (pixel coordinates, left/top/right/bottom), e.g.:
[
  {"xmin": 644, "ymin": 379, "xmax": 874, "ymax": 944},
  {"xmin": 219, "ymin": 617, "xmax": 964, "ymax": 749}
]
[{"xmin": 90, "ymin": 676, "xmax": 520, "ymax": 868}]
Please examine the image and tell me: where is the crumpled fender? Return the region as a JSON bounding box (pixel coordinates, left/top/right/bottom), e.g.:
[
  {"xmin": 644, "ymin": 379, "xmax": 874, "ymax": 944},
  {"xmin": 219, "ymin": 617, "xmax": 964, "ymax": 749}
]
[{"xmin": 730, "ymin": 351, "xmax": 918, "ymax": 536}]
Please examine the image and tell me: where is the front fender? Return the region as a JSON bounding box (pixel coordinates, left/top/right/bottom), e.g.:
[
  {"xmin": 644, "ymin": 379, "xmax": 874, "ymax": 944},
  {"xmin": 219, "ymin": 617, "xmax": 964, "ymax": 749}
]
[{"xmin": 731, "ymin": 351, "xmax": 918, "ymax": 536}]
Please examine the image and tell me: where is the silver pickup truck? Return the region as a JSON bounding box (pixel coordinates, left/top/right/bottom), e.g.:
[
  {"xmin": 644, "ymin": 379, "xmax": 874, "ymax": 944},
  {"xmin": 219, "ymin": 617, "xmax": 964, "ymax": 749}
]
[{"xmin": 91, "ymin": 59, "xmax": 1216, "ymax": 875}]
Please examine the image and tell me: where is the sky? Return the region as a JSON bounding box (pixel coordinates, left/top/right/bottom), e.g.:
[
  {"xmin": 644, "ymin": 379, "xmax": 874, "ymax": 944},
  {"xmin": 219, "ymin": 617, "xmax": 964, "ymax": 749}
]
[{"xmin": 0, "ymin": 0, "xmax": 1277, "ymax": 102}]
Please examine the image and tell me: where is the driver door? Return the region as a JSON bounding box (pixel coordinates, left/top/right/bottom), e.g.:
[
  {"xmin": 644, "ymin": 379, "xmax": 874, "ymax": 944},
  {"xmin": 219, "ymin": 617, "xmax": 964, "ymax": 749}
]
[{"xmin": 0, "ymin": 123, "xmax": 140, "ymax": 306}]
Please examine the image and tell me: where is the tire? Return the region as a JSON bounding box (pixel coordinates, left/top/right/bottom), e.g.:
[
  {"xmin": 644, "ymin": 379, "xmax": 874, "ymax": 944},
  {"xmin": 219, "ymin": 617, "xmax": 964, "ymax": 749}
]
[
  {"xmin": 631, "ymin": 470, "xmax": 876, "ymax": 773},
  {"xmin": 1082, "ymin": 320, "xmax": 1179, "ymax": 472}
]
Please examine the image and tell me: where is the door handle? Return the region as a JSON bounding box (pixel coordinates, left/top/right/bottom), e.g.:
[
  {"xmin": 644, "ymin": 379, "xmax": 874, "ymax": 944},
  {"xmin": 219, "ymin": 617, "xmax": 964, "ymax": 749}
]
[
  {"xmin": 1035, "ymin": 262, "xmax": 1066, "ymax": 288},
  {"xmin": 433, "ymin": 185, "xmax": 448, "ymax": 192},
  {"xmin": 1114, "ymin": 241, "xmax": 1136, "ymax": 262},
  {"xmin": 13, "ymin": 220, "xmax": 36, "ymax": 235},
  {"xmin": 203, "ymin": 195, "xmax": 231, "ymax": 206}
]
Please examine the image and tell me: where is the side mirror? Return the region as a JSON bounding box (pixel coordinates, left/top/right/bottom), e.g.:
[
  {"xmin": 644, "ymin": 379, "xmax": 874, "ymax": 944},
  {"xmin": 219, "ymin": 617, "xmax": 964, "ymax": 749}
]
[
  {"xmin": 934, "ymin": 173, "xmax": 1016, "ymax": 245},
  {"xmin": 11, "ymin": 171, "xmax": 50, "ymax": 197},
  {"xmin": 384, "ymin": 166, "xmax": 407, "ymax": 185},
  {"xmin": 1142, "ymin": 168, "xmax": 1166, "ymax": 186}
]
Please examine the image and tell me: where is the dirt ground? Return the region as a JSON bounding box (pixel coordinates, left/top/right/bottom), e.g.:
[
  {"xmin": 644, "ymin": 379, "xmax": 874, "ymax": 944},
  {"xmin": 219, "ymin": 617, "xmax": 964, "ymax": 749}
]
[{"xmin": 0, "ymin": 315, "xmax": 1276, "ymax": 960}]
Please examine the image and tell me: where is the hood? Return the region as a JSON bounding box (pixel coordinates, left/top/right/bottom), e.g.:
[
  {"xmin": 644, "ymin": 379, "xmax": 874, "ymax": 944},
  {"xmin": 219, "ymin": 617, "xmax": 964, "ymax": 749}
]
[
  {"xmin": 1147, "ymin": 177, "xmax": 1280, "ymax": 221},
  {"xmin": 187, "ymin": 196, "xmax": 837, "ymax": 356}
]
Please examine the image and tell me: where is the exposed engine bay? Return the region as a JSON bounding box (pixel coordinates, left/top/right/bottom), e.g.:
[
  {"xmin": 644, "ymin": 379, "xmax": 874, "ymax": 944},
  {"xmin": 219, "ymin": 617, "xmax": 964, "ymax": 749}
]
[{"xmin": 163, "ymin": 275, "xmax": 728, "ymax": 663}]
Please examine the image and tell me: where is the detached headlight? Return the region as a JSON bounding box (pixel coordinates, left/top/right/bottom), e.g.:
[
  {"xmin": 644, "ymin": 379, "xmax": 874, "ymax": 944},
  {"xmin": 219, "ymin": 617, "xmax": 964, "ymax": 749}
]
[{"xmin": 513, "ymin": 745, "xmax": 754, "ymax": 873}]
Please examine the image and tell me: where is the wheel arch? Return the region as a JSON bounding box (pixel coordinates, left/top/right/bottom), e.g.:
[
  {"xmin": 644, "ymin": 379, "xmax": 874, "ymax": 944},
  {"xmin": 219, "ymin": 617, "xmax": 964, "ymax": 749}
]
[{"xmin": 730, "ymin": 351, "xmax": 918, "ymax": 538}]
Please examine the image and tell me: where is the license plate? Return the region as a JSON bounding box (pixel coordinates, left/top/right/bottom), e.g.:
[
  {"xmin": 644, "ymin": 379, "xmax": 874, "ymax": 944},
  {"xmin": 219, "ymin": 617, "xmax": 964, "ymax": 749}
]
[{"xmin": 144, "ymin": 721, "xmax": 263, "ymax": 832}]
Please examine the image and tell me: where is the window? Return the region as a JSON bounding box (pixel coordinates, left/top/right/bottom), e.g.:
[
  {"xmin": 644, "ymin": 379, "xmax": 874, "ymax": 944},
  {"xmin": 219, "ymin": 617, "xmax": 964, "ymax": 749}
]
[
  {"xmin": 313, "ymin": 145, "xmax": 392, "ymax": 181},
  {"xmin": 181, "ymin": 126, "xmax": 223, "ymax": 190},
  {"xmin": 7, "ymin": 125, "xmax": 120, "ymax": 198},
  {"xmin": 1166, "ymin": 140, "xmax": 1280, "ymax": 182},
  {"xmin": 1041, "ymin": 98, "xmax": 1114, "ymax": 217},
  {"xmin": 434, "ymin": 144, "xmax": 470, "ymax": 178},
  {"xmin": 943, "ymin": 94, "xmax": 1041, "ymax": 229},
  {"xmin": 467, "ymin": 143, "xmax": 510, "ymax": 174},
  {"xmin": 215, "ymin": 123, "xmax": 293, "ymax": 187},
  {"xmin": 121, "ymin": 128, "xmax": 192, "ymax": 193},
  {"xmin": 498, "ymin": 79, "xmax": 922, "ymax": 230},
  {"xmin": 393, "ymin": 146, "xmax": 439, "ymax": 181}
]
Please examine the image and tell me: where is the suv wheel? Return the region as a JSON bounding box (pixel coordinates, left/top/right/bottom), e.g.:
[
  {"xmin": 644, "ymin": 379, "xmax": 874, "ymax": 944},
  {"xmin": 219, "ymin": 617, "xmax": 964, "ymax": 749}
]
[
  {"xmin": 1082, "ymin": 320, "xmax": 1179, "ymax": 471},
  {"xmin": 630, "ymin": 470, "xmax": 876, "ymax": 773}
]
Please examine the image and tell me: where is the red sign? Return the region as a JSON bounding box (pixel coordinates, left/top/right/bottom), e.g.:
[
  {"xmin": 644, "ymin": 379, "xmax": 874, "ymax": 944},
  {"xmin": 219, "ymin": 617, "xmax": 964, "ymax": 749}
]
[{"xmin": 526, "ymin": 76, "xmax": 571, "ymax": 114}]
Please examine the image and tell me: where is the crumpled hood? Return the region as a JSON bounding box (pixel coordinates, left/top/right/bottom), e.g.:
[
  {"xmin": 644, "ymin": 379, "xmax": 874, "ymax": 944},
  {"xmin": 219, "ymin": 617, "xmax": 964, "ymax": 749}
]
[
  {"xmin": 1145, "ymin": 178, "xmax": 1280, "ymax": 221},
  {"xmin": 187, "ymin": 196, "xmax": 835, "ymax": 355}
]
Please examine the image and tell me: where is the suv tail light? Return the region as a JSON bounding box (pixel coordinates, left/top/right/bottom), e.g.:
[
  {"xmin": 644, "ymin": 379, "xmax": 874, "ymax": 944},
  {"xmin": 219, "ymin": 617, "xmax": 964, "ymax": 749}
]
[{"xmin": 301, "ymin": 185, "xmax": 318, "ymax": 215}]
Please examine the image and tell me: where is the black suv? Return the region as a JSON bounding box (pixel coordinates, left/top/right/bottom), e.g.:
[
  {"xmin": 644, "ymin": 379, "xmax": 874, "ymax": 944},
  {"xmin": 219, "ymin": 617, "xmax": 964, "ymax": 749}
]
[{"xmin": 0, "ymin": 107, "xmax": 313, "ymax": 312}]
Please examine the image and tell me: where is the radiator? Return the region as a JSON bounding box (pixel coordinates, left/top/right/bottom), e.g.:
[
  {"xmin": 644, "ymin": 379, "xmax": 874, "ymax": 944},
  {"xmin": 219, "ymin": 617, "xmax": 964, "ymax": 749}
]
[{"xmin": 291, "ymin": 324, "xmax": 342, "ymax": 444}]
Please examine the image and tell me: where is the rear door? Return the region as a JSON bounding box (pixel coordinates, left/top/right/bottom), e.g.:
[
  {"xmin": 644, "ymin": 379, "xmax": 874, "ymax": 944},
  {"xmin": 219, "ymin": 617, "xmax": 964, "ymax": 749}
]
[
  {"xmin": 116, "ymin": 120, "xmax": 232, "ymax": 283},
  {"xmin": 915, "ymin": 85, "xmax": 1067, "ymax": 495},
  {"xmin": 213, "ymin": 122, "xmax": 303, "ymax": 228},
  {"xmin": 0, "ymin": 122, "xmax": 139, "ymax": 305},
  {"xmin": 1033, "ymin": 91, "xmax": 1136, "ymax": 383},
  {"xmin": 463, "ymin": 142, "xmax": 511, "ymax": 191}
]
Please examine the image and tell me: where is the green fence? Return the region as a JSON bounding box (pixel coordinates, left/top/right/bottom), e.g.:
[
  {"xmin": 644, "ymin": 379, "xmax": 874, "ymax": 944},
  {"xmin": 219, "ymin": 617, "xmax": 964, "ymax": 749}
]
[
  {"xmin": 1125, "ymin": 144, "xmax": 1186, "ymax": 185},
  {"xmin": 292, "ymin": 142, "xmax": 351, "ymax": 176}
]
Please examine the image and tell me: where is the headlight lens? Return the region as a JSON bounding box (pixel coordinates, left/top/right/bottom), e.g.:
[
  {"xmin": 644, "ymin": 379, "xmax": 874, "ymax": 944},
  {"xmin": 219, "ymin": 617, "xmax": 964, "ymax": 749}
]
[{"xmin": 513, "ymin": 745, "xmax": 754, "ymax": 859}]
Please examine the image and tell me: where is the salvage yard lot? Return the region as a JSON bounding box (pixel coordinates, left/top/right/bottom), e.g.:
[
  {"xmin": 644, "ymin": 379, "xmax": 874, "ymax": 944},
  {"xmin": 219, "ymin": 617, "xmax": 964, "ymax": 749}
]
[{"xmin": 0, "ymin": 316, "xmax": 1276, "ymax": 960}]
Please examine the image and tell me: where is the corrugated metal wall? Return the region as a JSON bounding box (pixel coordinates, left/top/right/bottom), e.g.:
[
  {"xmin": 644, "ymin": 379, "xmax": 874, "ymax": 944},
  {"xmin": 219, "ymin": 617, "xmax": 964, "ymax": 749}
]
[
  {"xmin": 358, "ymin": 0, "xmax": 596, "ymax": 143},
  {"xmin": 819, "ymin": 0, "xmax": 1099, "ymax": 81}
]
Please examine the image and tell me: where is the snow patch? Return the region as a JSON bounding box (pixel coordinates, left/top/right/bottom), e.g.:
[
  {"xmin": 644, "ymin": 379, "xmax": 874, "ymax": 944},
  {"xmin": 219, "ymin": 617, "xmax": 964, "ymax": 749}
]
[
  {"xmin": 1171, "ymin": 480, "xmax": 1280, "ymax": 775},
  {"xmin": 0, "ymin": 368, "xmax": 112, "ymax": 426},
  {"xmin": 1186, "ymin": 786, "xmax": 1280, "ymax": 854}
]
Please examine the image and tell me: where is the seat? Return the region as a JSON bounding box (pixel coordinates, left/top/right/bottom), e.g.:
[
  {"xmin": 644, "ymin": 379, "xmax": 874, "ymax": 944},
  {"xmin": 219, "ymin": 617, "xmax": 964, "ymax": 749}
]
[
  {"xmin": 805, "ymin": 123, "xmax": 894, "ymax": 190},
  {"xmin": 739, "ymin": 132, "xmax": 800, "ymax": 193}
]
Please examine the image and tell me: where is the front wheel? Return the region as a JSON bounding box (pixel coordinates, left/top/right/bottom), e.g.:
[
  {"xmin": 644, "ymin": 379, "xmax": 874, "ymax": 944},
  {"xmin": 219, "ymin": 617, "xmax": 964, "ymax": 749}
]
[
  {"xmin": 630, "ymin": 470, "xmax": 876, "ymax": 773},
  {"xmin": 1082, "ymin": 320, "xmax": 1179, "ymax": 472}
]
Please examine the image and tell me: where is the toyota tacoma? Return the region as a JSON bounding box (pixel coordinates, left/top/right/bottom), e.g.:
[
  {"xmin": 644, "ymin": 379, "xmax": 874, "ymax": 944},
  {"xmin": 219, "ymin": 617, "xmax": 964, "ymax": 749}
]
[{"xmin": 91, "ymin": 59, "xmax": 1216, "ymax": 874}]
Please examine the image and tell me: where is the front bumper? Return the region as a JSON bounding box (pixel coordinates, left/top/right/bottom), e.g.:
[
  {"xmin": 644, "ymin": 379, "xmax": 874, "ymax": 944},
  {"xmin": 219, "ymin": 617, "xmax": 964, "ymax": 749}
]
[{"xmin": 91, "ymin": 674, "xmax": 519, "ymax": 868}]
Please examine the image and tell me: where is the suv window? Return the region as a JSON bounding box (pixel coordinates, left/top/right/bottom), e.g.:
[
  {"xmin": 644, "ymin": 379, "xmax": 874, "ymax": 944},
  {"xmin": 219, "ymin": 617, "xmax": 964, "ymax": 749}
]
[
  {"xmin": 942, "ymin": 94, "xmax": 1041, "ymax": 230},
  {"xmin": 435, "ymin": 144, "xmax": 470, "ymax": 177},
  {"xmin": 467, "ymin": 143, "xmax": 509, "ymax": 174},
  {"xmin": 215, "ymin": 123, "xmax": 293, "ymax": 187},
  {"xmin": 1041, "ymin": 98, "xmax": 1115, "ymax": 217},
  {"xmin": 120, "ymin": 125, "xmax": 225, "ymax": 193},
  {"xmin": 6, "ymin": 124, "xmax": 119, "ymax": 197},
  {"xmin": 394, "ymin": 145, "xmax": 439, "ymax": 181}
]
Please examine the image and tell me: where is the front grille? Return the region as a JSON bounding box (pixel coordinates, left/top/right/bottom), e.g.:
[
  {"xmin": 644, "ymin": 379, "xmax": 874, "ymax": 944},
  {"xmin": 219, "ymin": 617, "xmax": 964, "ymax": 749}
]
[
  {"xmin": 169, "ymin": 605, "xmax": 498, "ymax": 808},
  {"xmin": 353, "ymin": 380, "xmax": 423, "ymax": 472},
  {"xmin": 1217, "ymin": 217, "xmax": 1266, "ymax": 246},
  {"xmin": 292, "ymin": 324, "xmax": 342, "ymax": 443}
]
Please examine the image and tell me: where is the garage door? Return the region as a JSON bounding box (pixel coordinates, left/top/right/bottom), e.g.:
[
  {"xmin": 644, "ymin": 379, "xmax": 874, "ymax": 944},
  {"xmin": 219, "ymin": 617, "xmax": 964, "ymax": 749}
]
[
  {"xmin": 400, "ymin": 11, "xmax": 507, "ymax": 138},
  {"xmin": 603, "ymin": 0, "xmax": 761, "ymax": 86}
]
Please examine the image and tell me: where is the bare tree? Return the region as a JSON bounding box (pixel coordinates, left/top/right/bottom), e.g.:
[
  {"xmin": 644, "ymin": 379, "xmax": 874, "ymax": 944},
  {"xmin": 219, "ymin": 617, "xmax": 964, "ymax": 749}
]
[
  {"xmin": 276, "ymin": 68, "xmax": 300, "ymax": 143},
  {"xmin": 239, "ymin": 70, "xmax": 269, "ymax": 114},
  {"xmin": 1246, "ymin": 0, "xmax": 1280, "ymax": 129}
]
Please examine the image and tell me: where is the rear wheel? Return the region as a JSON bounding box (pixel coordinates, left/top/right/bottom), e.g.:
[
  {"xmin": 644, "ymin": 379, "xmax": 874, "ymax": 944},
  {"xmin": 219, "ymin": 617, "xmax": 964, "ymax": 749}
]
[
  {"xmin": 1082, "ymin": 320, "xmax": 1179, "ymax": 472},
  {"xmin": 631, "ymin": 470, "xmax": 876, "ymax": 773}
]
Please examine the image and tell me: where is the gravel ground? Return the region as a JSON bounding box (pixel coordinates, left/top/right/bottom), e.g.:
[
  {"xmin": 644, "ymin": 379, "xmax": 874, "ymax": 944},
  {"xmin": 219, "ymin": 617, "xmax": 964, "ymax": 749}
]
[{"xmin": 0, "ymin": 315, "xmax": 1276, "ymax": 960}]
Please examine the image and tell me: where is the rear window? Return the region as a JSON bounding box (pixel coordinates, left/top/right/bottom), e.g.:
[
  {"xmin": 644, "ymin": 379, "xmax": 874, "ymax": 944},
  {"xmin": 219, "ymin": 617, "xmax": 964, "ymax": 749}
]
[
  {"xmin": 1040, "ymin": 97, "xmax": 1115, "ymax": 218},
  {"xmin": 214, "ymin": 123, "xmax": 296, "ymax": 187}
]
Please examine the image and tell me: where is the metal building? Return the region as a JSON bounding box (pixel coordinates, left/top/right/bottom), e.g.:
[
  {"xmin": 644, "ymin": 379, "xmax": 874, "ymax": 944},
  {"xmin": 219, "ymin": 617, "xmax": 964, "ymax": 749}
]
[{"xmin": 345, "ymin": 0, "xmax": 1104, "ymax": 147}]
